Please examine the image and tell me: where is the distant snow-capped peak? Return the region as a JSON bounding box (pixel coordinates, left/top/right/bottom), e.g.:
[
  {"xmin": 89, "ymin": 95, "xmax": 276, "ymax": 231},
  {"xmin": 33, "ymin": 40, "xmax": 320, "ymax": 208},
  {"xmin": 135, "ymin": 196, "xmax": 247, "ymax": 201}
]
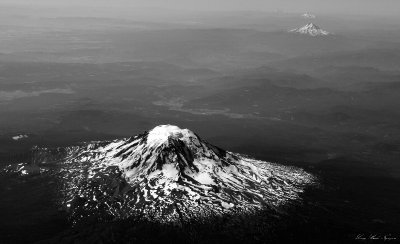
[
  {"xmin": 289, "ymin": 23, "xmax": 331, "ymax": 36},
  {"xmin": 302, "ymin": 13, "xmax": 316, "ymax": 19}
]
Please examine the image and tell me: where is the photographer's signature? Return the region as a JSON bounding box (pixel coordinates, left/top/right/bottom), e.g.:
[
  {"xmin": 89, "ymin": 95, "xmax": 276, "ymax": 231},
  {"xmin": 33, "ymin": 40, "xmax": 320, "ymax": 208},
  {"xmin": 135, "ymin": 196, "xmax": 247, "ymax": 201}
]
[{"xmin": 355, "ymin": 234, "xmax": 398, "ymax": 242}]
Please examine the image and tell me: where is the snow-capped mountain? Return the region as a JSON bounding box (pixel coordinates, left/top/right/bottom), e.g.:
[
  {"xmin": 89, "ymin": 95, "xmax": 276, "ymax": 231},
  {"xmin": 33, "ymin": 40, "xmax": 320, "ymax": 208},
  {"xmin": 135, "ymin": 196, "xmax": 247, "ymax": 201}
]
[
  {"xmin": 5, "ymin": 125, "xmax": 315, "ymax": 224},
  {"xmin": 289, "ymin": 23, "xmax": 331, "ymax": 36},
  {"xmin": 302, "ymin": 13, "xmax": 316, "ymax": 19}
]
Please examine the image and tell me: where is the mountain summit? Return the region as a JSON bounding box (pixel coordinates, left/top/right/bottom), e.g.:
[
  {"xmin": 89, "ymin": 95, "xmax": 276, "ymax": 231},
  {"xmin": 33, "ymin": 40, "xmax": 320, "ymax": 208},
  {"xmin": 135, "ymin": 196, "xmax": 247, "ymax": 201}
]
[
  {"xmin": 8, "ymin": 125, "xmax": 316, "ymax": 224},
  {"xmin": 289, "ymin": 23, "xmax": 331, "ymax": 36},
  {"xmin": 302, "ymin": 13, "xmax": 316, "ymax": 19}
]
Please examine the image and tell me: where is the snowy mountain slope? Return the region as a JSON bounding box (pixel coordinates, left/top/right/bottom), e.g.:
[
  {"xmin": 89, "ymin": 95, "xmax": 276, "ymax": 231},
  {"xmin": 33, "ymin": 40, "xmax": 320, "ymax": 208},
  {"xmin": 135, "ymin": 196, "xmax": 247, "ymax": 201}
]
[
  {"xmin": 289, "ymin": 23, "xmax": 331, "ymax": 36},
  {"xmin": 5, "ymin": 125, "xmax": 316, "ymax": 224}
]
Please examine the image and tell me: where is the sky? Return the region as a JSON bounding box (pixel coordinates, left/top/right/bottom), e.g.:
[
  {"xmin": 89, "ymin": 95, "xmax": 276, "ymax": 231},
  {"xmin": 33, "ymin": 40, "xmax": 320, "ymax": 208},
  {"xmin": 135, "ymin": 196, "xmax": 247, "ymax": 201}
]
[{"xmin": 1, "ymin": 0, "xmax": 399, "ymax": 16}]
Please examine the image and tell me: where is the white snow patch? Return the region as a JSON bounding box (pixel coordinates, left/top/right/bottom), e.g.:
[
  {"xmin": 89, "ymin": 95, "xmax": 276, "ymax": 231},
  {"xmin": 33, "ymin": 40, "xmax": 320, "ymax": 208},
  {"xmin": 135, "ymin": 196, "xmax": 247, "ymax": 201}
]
[
  {"xmin": 221, "ymin": 201, "xmax": 234, "ymax": 209},
  {"xmin": 146, "ymin": 125, "xmax": 196, "ymax": 147},
  {"xmin": 162, "ymin": 163, "xmax": 179, "ymax": 180},
  {"xmin": 12, "ymin": 134, "xmax": 28, "ymax": 141},
  {"xmin": 193, "ymin": 172, "xmax": 215, "ymax": 185}
]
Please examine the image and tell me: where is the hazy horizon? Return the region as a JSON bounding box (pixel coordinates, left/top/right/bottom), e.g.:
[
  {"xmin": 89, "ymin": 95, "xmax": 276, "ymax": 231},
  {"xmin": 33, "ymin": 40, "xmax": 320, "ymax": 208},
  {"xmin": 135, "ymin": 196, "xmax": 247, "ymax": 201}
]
[{"xmin": 1, "ymin": 0, "xmax": 400, "ymax": 17}]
